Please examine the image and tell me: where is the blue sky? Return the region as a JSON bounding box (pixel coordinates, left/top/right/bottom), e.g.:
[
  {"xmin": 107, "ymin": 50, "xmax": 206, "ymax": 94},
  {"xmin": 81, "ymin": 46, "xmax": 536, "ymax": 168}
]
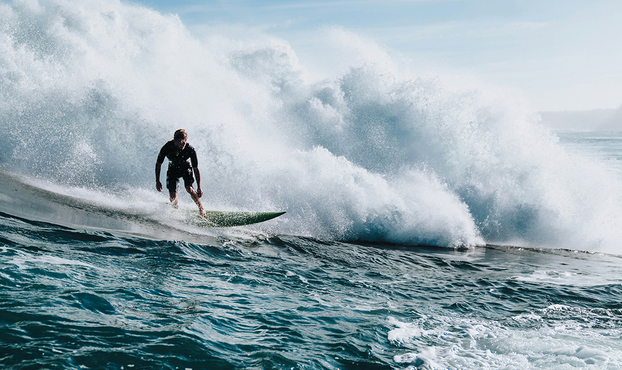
[{"xmin": 133, "ymin": 0, "xmax": 622, "ymax": 112}]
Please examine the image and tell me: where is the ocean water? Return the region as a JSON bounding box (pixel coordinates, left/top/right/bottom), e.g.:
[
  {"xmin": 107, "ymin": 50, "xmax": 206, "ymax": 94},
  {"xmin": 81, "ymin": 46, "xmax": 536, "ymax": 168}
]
[
  {"xmin": 2, "ymin": 208, "xmax": 622, "ymax": 369},
  {"xmin": 1, "ymin": 1, "xmax": 622, "ymax": 368},
  {"xmin": 556, "ymin": 131, "xmax": 622, "ymax": 175}
]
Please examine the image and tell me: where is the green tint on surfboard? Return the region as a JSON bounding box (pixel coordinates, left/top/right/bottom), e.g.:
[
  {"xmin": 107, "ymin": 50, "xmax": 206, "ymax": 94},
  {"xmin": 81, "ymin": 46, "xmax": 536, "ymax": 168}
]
[{"xmin": 186, "ymin": 210, "xmax": 286, "ymax": 227}]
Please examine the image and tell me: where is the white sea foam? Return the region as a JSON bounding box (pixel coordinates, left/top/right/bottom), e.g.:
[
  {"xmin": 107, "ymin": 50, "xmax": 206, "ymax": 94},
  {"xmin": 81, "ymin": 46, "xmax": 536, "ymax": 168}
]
[
  {"xmin": 1, "ymin": 0, "xmax": 622, "ymax": 251},
  {"xmin": 388, "ymin": 311, "xmax": 622, "ymax": 369},
  {"xmin": 516, "ymin": 269, "xmax": 622, "ymax": 287},
  {"xmin": 8, "ymin": 253, "xmax": 99, "ymax": 270}
]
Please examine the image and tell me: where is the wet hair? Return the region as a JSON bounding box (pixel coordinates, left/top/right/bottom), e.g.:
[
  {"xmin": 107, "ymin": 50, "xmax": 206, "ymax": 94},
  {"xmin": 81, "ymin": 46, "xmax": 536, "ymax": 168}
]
[{"xmin": 174, "ymin": 129, "xmax": 187, "ymax": 141}]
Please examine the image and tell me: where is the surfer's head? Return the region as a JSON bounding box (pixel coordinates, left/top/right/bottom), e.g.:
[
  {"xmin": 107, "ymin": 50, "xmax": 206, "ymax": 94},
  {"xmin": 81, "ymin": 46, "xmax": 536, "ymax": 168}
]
[
  {"xmin": 174, "ymin": 129, "xmax": 187, "ymax": 149},
  {"xmin": 174, "ymin": 129, "xmax": 187, "ymax": 141}
]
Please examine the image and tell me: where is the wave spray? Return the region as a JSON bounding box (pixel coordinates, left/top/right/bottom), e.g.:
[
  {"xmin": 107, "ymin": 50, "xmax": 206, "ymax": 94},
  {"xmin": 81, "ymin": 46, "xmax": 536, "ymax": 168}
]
[{"xmin": 1, "ymin": 0, "xmax": 621, "ymax": 251}]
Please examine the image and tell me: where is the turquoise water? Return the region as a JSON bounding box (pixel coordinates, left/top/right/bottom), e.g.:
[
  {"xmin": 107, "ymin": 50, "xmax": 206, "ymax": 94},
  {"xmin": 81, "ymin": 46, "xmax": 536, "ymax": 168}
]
[{"xmin": 2, "ymin": 205, "xmax": 622, "ymax": 369}]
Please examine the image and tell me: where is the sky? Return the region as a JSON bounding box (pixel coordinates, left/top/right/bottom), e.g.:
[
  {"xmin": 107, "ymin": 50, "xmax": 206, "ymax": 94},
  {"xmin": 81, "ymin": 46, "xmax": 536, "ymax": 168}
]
[{"xmin": 128, "ymin": 0, "xmax": 620, "ymax": 112}]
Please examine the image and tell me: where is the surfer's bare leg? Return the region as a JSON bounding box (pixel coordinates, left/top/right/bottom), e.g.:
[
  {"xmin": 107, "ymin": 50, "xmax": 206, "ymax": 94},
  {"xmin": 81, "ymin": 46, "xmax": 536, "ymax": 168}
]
[
  {"xmin": 186, "ymin": 186, "xmax": 205, "ymax": 217},
  {"xmin": 169, "ymin": 191, "xmax": 179, "ymax": 209}
]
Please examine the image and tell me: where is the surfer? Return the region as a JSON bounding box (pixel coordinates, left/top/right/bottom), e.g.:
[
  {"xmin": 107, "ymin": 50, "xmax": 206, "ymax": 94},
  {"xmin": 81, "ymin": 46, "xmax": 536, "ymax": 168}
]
[{"xmin": 155, "ymin": 129, "xmax": 206, "ymax": 217}]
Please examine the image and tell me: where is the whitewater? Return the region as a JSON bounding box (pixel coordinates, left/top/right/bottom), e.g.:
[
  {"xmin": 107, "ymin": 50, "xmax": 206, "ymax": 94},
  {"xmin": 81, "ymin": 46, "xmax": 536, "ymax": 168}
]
[{"xmin": 1, "ymin": 0, "xmax": 622, "ymax": 369}]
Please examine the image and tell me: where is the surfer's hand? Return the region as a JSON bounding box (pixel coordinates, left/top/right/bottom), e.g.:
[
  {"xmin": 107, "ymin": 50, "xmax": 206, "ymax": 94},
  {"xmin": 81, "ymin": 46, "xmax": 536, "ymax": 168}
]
[
  {"xmin": 156, "ymin": 181, "xmax": 162, "ymax": 192},
  {"xmin": 197, "ymin": 188, "xmax": 203, "ymax": 198}
]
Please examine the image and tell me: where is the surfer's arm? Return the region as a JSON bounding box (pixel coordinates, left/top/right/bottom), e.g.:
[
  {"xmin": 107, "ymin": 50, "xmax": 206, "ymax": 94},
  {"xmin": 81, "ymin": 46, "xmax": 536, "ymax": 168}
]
[
  {"xmin": 193, "ymin": 166, "xmax": 202, "ymax": 198},
  {"xmin": 155, "ymin": 161, "xmax": 163, "ymax": 192},
  {"xmin": 155, "ymin": 143, "xmax": 170, "ymax": 192},
  {"xmin": 189, "ymin": 149, "xmax": 202, "ymax": 198}
]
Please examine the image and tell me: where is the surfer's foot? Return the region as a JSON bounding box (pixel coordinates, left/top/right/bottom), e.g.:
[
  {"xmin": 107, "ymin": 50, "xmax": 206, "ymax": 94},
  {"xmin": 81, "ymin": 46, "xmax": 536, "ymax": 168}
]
[
  {"xmin": 199, "ymin": 207, "xmax": 206, "ymax": 218},
  {"xmin": 171, "ymin": 199, "xmax": 179, "ymax": 209}
]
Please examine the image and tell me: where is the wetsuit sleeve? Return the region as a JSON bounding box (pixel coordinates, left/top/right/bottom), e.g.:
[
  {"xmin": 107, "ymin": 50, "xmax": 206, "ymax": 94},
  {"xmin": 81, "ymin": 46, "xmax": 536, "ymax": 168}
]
[
  {"xmin": 190, "ymin": 147, "xmax": 198, "ymax": 168},
  {"xmin": 156, "ymin": 143, "xmax": 169, "ymax": 164}
]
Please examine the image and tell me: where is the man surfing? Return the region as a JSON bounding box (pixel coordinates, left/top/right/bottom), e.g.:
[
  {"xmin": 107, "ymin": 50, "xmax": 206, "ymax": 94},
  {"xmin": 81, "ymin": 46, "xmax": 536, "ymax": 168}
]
[{"xmin": 155, "ymin": 129, "xmax": 206, "ymax": 217}]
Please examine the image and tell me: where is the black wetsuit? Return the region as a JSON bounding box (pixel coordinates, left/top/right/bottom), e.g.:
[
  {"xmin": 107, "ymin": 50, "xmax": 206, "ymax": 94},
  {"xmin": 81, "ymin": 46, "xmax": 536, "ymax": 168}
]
[{"xmin": 156, "ymin": 141, "xmax": 199, "ymax": 193}]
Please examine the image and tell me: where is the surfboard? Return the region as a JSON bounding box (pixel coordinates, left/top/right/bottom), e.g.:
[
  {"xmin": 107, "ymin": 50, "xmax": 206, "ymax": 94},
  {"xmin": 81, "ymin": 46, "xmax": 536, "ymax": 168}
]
[{"xmin": 186, "ymin": 210, "xmax": 286, "ymax": 227}]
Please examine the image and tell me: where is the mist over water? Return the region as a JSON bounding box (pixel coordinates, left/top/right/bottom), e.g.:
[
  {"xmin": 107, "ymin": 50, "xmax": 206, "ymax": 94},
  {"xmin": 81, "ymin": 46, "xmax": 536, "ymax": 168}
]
[{"xmin": 1, "ymin": 0, "xmax": 621, "ymax": 251}]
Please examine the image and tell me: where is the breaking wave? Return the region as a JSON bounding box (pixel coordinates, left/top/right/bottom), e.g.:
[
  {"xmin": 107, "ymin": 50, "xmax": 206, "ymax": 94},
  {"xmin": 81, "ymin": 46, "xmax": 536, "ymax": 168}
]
[{"xmin": 1, "ymin": 0, "xmax": 621, "ymax": 251}]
